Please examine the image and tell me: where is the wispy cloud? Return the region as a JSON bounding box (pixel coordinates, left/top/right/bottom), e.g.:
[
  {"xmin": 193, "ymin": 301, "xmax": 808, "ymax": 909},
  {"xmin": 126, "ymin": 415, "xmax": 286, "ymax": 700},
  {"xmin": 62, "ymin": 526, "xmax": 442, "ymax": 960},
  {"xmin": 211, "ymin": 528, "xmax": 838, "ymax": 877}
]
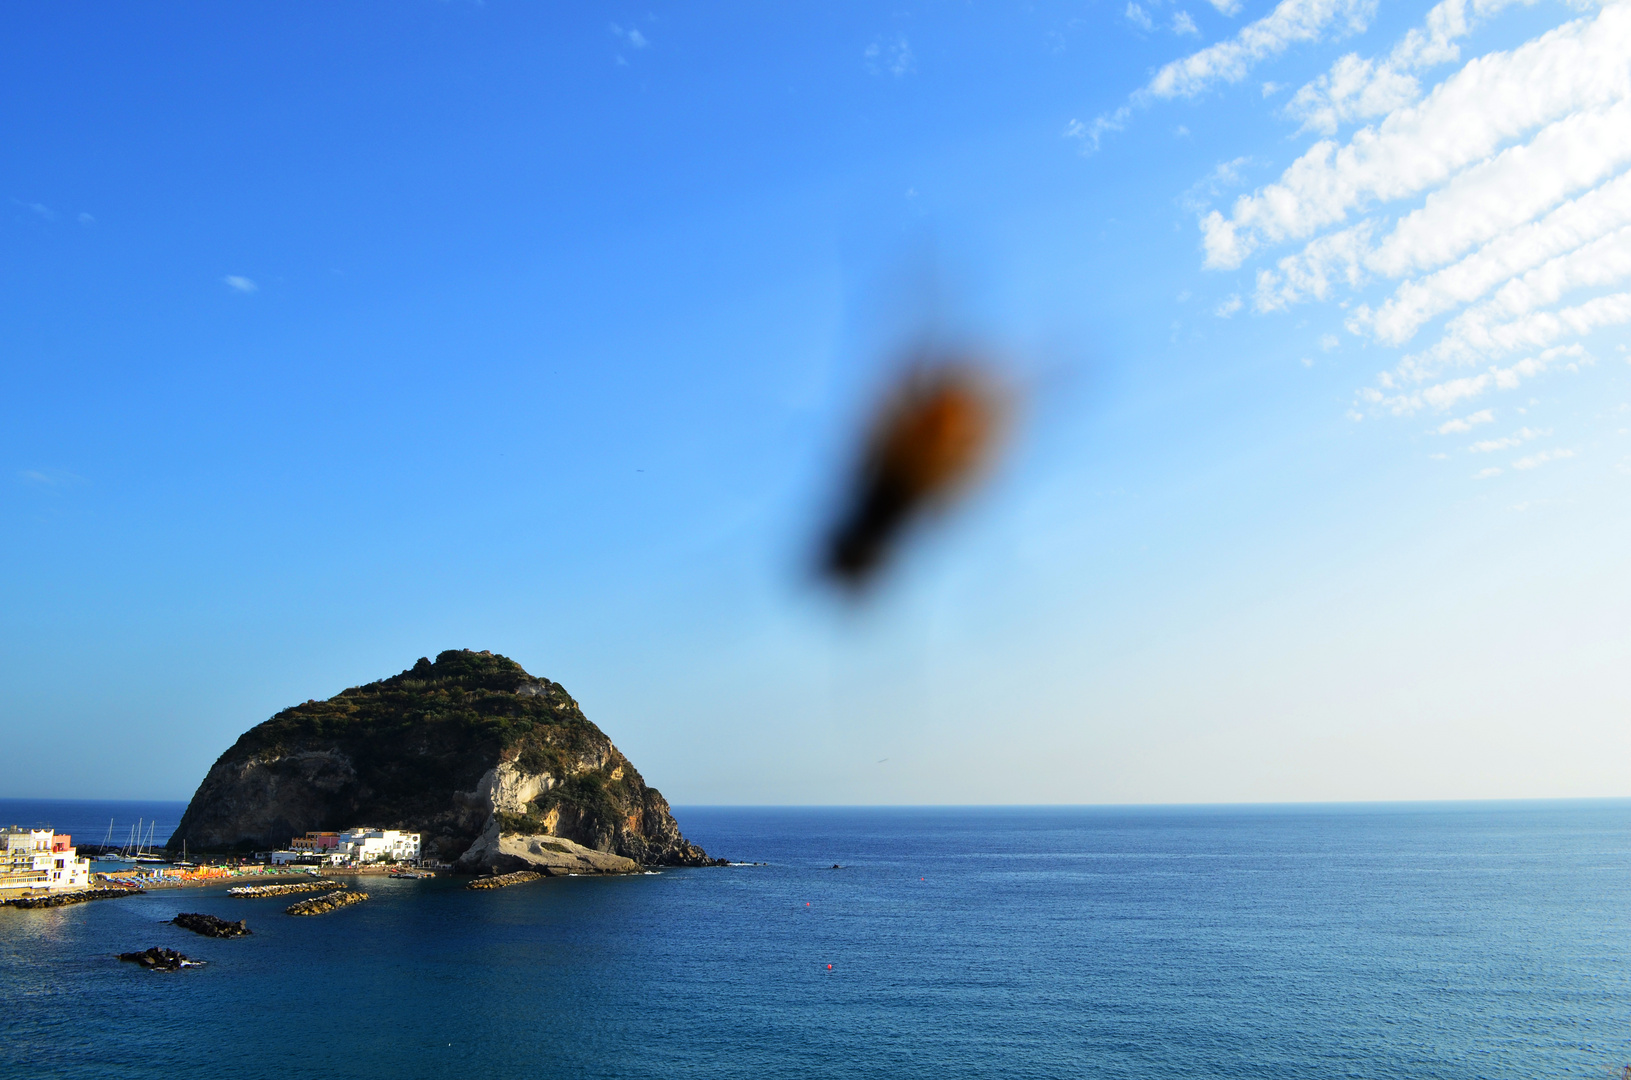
[
  {"xmin": 224, "ymin": 275, "xmax": 257, "ymax": 293},
  {"xmin": 1073, "ymin": 0, "xmax": 1375, "ymax": 153},
  {"xmin": 1284, "ymin": 0, "xmax": 1539, "ymax": 136},
  {"xmin": 1146, "ymin": 0, "xmax": 1374, "ymax": 100},
  {"xmin": 1468, "ymin": 426, "xmax": 1546, "ymax": 452},
  {"xmin": 18, "ymin": 468, "xmax": 84, "ymax": 487},
  {"xmin": 1201, "ymin": 7, "xmax": 1629, "ymax": 270},
  {"xmin": 1512, "ymin": 447, "xmax": 1575, "ymax": 469},
  {"xmin": 865, "ymin": 35, "xmax": 915, "ymax": 77},
  {"xmin": 11, "ymin": 198, "xmax": 55, "ymax": 221},
  {"xmin": 1173, "ymin": 11, "xmax": 1202, "ymax": 36},
  {"xmin": 1216, "ymin": 294, "xmax": 1244, "ymax": 316},
  {"xmin": 1192, "ymin": 0, "xmax": 1631, "ymax": 428},
  {"xmin": 609, "ymin": 23, "xmax": 648, "ymax": 49},
  {"xmin": 1127, "ymin": 2, "xmax": 1156, "ymax": 32},
  {"xmin": 1436, "ymin": 408, "xmax": 1493, "ymax": 434}
]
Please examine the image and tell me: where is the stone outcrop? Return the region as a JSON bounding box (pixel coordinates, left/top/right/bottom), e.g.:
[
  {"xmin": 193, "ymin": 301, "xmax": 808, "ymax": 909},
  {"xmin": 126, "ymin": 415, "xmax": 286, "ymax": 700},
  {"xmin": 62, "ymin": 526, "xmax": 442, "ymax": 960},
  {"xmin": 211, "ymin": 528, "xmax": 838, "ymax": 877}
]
[
  {"xmin": 286, "ymin": 890, "xmax": 368, "ymax": 915},
  {"xmin": 226, "ymin": 880, "xmax": 339, "ymax": 898},
  {"xmin": 171, "ymin": 912, "xmax": 251, "ymax": 938},
  {"xmin": 169, "ymin": 650, "xmax": 724, "ymax": 870},
  {"xmin": 467, "ymin": 871, "xmax": 542, "ymax": 890},
  {"xmin": 118, "ymin": 947, "xmax": 201, "ymax": 971},
  {"xmin": 457, "ymin": 820, "xmax": 639, "ymax": 875},
  {"xmin": 3, "ymin": 887, "xmax": 140, "ymax": 909}
]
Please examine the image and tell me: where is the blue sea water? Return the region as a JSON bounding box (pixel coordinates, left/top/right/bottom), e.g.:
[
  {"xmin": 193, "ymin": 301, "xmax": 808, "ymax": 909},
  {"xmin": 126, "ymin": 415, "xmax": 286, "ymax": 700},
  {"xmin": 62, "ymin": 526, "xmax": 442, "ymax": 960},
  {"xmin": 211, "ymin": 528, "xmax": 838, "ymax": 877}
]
[{"xmin": 3, "ymin": 801, "xmax": 1630, "ymax": 1079}]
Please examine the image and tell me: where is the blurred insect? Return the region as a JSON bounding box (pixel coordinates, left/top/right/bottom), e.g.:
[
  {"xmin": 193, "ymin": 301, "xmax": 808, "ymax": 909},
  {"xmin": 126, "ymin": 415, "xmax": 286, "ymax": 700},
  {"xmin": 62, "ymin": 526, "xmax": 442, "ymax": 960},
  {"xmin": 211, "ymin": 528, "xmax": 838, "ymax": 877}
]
[{"xmin": 821, "ymin": 356, "xmax": 1010, "ymax": 591}]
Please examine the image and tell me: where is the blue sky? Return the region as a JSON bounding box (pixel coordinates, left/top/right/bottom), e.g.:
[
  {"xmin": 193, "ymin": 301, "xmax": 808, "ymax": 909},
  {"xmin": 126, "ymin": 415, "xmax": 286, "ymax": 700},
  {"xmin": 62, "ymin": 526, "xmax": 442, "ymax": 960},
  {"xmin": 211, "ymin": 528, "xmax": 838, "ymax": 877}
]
[{"xmin": 4, "ymin": 0, "xmax": 1629, "ymax": 804}]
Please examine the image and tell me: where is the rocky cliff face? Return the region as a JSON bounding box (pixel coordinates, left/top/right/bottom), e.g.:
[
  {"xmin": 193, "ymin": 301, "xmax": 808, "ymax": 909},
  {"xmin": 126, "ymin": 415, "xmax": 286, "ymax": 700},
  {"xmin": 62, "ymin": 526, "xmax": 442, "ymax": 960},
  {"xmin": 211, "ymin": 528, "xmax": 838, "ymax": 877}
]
[{"xmin": 168, "ymin": 650, "xmax": 721, "ymax": 870}]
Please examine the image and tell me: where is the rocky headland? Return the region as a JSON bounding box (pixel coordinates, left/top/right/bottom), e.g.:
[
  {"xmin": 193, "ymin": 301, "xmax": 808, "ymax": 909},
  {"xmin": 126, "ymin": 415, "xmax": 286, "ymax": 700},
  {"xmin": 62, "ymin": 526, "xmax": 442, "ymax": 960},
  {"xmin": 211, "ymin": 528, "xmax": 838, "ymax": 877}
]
[{"xmin": 168, "ymin": 650, "xmax": 723, "ymax": 873}]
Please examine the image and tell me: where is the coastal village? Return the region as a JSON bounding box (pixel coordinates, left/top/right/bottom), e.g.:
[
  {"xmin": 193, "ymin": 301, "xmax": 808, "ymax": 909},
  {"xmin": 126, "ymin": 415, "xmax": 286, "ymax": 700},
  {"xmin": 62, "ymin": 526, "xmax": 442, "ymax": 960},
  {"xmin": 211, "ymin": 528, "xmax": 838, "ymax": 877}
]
[{"xmin": 0, "ymin": 822, "xmax": 427, "ymax": 902}]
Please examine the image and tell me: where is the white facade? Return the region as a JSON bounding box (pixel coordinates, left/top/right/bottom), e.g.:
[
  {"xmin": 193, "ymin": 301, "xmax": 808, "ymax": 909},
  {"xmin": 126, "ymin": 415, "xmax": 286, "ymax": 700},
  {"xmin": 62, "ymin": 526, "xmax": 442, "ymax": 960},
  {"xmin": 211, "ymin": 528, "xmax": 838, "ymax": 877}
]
[
  {"xmin": 338, "ymin": 828, "xmax": 420, "ymax": 863},
  {"xmin": 272, "ymin": 828, "xmax": 420, "ymax": 865},
  {"xmin": 1, "ymin": 827, "xmax": 92, "ymax": 896}
]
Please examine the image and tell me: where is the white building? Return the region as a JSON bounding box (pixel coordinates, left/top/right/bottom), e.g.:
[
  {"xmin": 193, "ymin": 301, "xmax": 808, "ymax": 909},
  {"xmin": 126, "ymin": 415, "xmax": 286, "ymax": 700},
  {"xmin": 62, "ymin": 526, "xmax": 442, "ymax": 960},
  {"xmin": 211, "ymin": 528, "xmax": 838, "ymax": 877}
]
[
  {"xmin": 269, "ymin": 827, "xmax": 420, "ymax": 866},
  {"xmin": 338, "ymin": 828, "xmax": 420, "ymax": 864},
  {"xmin": 1, "ymin": 827, "xmax": 92, "ymax": 898}
]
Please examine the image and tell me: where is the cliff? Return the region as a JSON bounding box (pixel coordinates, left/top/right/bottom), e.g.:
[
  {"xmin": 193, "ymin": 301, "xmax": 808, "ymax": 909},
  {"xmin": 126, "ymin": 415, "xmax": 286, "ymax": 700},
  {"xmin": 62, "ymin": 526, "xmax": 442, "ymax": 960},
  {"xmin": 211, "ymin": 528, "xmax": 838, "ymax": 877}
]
[{"xmin": 167, "ymin": 650, "xmax": 721, "ymax": 871}]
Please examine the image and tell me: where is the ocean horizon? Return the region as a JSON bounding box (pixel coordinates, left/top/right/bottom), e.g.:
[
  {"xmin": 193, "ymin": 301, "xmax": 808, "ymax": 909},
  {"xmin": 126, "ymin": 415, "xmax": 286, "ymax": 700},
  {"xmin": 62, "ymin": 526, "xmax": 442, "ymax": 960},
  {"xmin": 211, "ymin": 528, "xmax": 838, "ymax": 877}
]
[{"xmin": 5, "ymin": 798, "xmax": 1631, "ymax": 1078}]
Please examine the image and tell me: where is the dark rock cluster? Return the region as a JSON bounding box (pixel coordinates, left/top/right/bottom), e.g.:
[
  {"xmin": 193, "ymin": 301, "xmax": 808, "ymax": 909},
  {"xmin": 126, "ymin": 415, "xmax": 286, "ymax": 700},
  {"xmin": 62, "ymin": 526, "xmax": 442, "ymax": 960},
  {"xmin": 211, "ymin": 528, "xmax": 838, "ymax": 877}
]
[
  {"xmin": 2, "ymin": 887, "xmax": 140, "ymax": 909},
  {"xmin": 118, "ymin": 947, "xmax": 202, "ymax": 971},
  {"xmin": 171, "ymin": 912, "xmax": 251, "ymax": 938}
]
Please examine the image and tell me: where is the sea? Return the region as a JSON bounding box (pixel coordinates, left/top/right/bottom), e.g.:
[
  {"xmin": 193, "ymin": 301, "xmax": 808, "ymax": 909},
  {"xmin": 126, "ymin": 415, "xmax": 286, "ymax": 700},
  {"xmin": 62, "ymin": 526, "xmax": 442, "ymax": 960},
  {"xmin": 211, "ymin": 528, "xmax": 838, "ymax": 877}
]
[{"xmin": 3, "ymin": 799, "xmax": 1630, "ymax": 1079}]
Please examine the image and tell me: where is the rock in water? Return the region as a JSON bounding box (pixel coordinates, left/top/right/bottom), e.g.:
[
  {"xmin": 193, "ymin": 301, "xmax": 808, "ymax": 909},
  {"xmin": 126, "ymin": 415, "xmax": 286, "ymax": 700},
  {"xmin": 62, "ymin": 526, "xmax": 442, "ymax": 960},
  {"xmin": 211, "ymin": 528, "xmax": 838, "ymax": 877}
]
[
  {"xmin": 467, "ymin": 871, "xmax": 542, "ymax": 890},
  {"xmin": 167, "ymin": 650, "xmax": 723, "ymax": 870},
  {"xmin": 118, "ymin": 947, "xmax": 202, "ymax": 971},
  {"xmin": 171, "ymin": 912, "xmax": 251, "ymax": 938},
  {"xmin": 286, "ymin": 890, "xmax": 368, "ymax": 915}
]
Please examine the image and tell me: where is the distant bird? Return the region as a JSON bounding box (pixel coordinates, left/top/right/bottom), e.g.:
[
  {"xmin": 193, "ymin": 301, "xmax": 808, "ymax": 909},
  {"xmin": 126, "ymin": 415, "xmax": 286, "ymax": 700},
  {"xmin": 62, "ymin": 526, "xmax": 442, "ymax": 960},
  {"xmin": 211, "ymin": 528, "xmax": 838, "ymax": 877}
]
[{"xmin": 821, "ymin": 358, "xmax": 1007, "ymax": 590}]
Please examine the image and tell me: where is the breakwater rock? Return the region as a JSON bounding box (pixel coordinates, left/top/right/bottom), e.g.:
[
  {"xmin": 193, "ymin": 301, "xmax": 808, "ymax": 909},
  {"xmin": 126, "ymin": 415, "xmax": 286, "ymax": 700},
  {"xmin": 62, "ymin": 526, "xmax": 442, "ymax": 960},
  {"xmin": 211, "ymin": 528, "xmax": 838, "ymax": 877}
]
[
  {"xmin": 3, "ymin": 887, "xmax": 141, "ymax": 909},
  {"xmin": 228, "ymin": 880, "xmax": 339, "ymax": 898},
  {"xmin": 286, "ymin": 890, "xmax": 368, "ymax": 915},
  {"xmin": 119, "ymin": 947, "xmax": 202, "ymax": 971},
  {"xmin": 170, "ymin": 649, "xmax": 723, "ymax": 869},
  {"xmin": 467, "ymin": 871, "xmax": 541, "ymax": 890},
  {"xmin": 172, "ymin": 912, "xmax": 251, "ymax": 938}
]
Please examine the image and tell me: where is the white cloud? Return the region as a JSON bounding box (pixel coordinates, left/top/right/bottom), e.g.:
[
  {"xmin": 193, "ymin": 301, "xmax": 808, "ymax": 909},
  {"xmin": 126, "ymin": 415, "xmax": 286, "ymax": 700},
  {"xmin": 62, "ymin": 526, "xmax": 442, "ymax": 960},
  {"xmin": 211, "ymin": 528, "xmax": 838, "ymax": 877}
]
[
  {"xmin": 224, "ymin": 276, "xmax": 257, "ymax": 293},
  {"xmin": 1077, "ymin": 0, "xmax": 1375, "ymax": 151},
  {"xmin": 1283, "ymin": 0, "xmax": 1538, "ymax": 135},
  {"xmin": 1513, "ymin": 447, "xmax": 1576, "ymax": 468},
  {"xmin": 865, "ymin": 36, "xmax": 916, "ymax": 77},
  {"xmin": 1469, "ymin": 426, "xmax": 1545, "ymax": 451},
  {"xmin": 77, "ymin": 211, "xmax": 94, "ymax": 226},
  {"xmin": 1193, "ymin": 0, "xmax": 1631, "ymax": 424},
  {"xmin": 18, "ymin": 468, "xmax": 83, "ymax": 486},
  {"xmin": 1320, "ymin": 333, "xmax": 1340, "ymax": 350},
  {"xmin": 1437, "ymin": 408, "xmax": 1493, "ymax": 433},
  {"xmin": 609, "ymin": 23, "xmax": 648, "ymax": 49},
  {"xmin": 1202, "ymin": 6, "xmax": 1631, "ymax": 270},
  {"xmin": 1173, "ymin": 11, "xmax": 1202, "ymax": 36},
  {"xmin": 11, "ymin": 199, "xmax": 55, "ymax": 221},
  {"xmin": 1147, "ymin": 0, "xmax": 1375, "ymax": 101},
  {"xmin": 1216, "ymin": 293, "xmax": 1244, "ymax": 316},
  {"xmin": 1064, "ymin": 108, "xmax": 1131, "ymax": 153},
  {"xmin": 1475, "ymin": 466, "xmax": 1503, "ymax": 477},
  {"xmin": 1367, "ymin": 345, "xmax": 1588, "ymax": 414},
  {"xmin": 1352, "ymin": 137, "xmax": 1631, "ymax": 344}
]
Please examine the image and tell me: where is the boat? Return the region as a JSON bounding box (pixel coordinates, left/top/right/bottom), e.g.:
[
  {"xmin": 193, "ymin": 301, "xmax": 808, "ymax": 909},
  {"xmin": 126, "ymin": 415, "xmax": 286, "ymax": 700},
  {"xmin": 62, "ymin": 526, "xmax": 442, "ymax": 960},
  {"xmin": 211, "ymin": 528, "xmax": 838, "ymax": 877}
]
[
  {"xmin": 129, "ymin": 820, "xmax": 167, "ymax": 863},
  {"xmin": 389, "ymin": 869, "xmax": 434, "ymax": 879}
]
